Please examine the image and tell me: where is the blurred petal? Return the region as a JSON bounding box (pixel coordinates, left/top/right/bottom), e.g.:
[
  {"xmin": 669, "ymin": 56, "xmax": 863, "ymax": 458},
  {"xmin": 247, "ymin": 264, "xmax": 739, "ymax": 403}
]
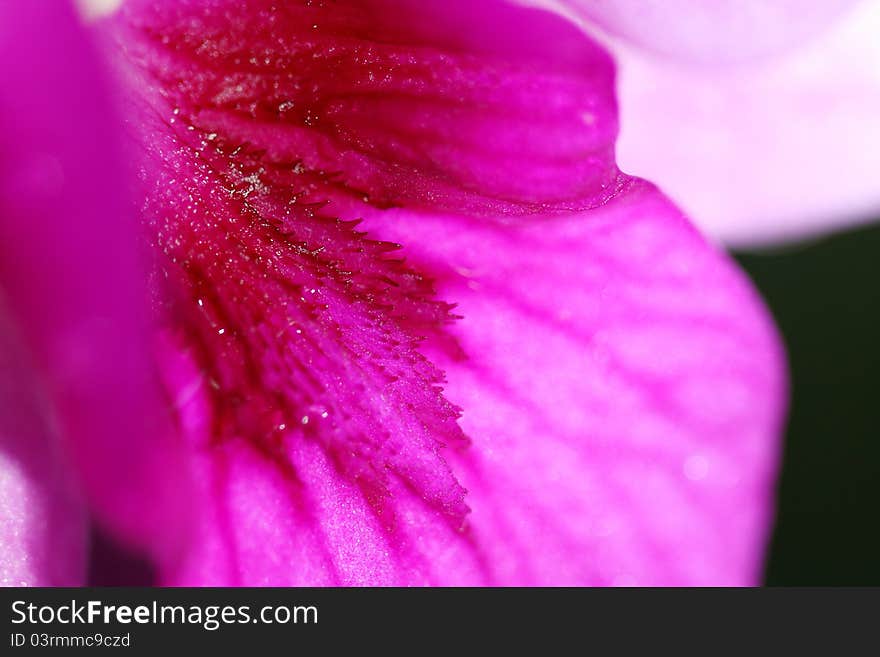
[
  {"xmin": 539, "ymin": 0, "xmax": 858, "ymax": 63},
  {"xmin": 529, "ymin": 0, "xmax": 880, "ymax": 245},
  {"xmin": 612, "ymin": 0, "xmax": 880, "ymax": 245},
  {"xmin": 106, "ymin": 0, "xmax": 784, "ymax": 584},
  {"xmin": 0, "ymin": 1, "xmax": 193, "ymax": 561},
  {"xmin": 0, "ymin": 308, "xmax": 86, "ymax": 587},
  {"xmin": 76, "ymin": 0, "xmax": 123, "ymax": 20}
]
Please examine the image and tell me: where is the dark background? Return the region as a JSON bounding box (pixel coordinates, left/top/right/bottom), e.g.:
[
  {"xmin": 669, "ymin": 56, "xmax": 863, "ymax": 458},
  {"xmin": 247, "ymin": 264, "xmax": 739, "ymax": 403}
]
[{"xmin": 736, "ymin": 221, "xmax": 880, "ymax": 585}]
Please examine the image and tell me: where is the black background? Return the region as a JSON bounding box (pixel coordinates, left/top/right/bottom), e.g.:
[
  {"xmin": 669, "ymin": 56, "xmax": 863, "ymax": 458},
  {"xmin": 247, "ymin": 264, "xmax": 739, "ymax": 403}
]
[
  {"xmin": 736, "ymin": 221, "xmax": 880, "ymax": 585},
  {"xmin": 1, "ymin": 588, "xmax": 876, "ymax": 650}
]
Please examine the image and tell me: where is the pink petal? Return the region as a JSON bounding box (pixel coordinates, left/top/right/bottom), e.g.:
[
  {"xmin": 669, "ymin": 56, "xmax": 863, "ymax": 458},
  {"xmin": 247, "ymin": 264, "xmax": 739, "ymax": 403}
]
[
  {"xmin": 542, "ymin": 0, "xmax": 859, "ymax": 63},
  {"xmin": 537, "ymin": 0, "xmax": 880, "ymax": 244},
  {"xmin": 353, "ymin": 181, "xmax": 785, "ymax": 584},
  {"xmin": 0, "ymin": 309, "xmax": 86, "ymax": 586},
  {"xmin": 0, "ymin": 0, "xmax": 194, "ymax": 561},
  {"xmin": 612, "ymin": 0, "xmax": 880, "ymax": 245},
  {"xmin": 105, "ymin": 0, "xmax": 785, "ymax": 584}
]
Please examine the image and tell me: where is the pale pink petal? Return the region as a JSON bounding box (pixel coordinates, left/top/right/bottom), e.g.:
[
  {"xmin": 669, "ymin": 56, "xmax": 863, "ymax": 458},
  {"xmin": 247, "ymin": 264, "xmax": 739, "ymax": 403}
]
[
  {"xmin": 530, "ymin": 0, "xmax": 880, "ymax": 245},
  {"xmin": 0, "ymin": 0, "xmax": 194, "ymax": 560},
  {"xmin": 0, "ymin": 309, "xmax": 86, "ymax": 587},
  {"xmin": 537, "ymin": 0, "xmax": 858, "ymax": 63},
  {"xmin": 105, "ymin": 0, "xmax": 785, "ymax": 584},
  {"xmin": 76, "ymin": 0, "xmax": 124, "ymax": 20},
  {"xmin": 612, "ymin": 0, "xmax": 880, "ymax": 245}
]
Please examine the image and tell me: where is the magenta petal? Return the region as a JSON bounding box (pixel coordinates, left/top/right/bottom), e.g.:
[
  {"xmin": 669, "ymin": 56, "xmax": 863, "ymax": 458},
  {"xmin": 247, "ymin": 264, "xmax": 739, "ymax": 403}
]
[
  {"xmin": 0, "ymin": 1, "xmax": 193, "ymax": 559},
  {"xmin": 357, "ymin": 181, "xmax": 786, "ymax": 584},
  {"xmin": 105, "ymin": 0, "xmax": 785, "ymax": 584},
  {"xmin": 167, "ymin": 435, "xmax": 487, "ymax": 585},
  {"xmin": 153, "ymin": 333, "xmax": 484, "ymax": 585}
]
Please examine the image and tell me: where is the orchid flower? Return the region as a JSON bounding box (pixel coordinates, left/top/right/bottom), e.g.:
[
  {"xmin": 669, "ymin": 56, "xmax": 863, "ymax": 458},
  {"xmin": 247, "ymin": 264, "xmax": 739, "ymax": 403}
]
[{"xmin": 1, "ymin": 0, "xmax": 807, "ymax": 586}]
